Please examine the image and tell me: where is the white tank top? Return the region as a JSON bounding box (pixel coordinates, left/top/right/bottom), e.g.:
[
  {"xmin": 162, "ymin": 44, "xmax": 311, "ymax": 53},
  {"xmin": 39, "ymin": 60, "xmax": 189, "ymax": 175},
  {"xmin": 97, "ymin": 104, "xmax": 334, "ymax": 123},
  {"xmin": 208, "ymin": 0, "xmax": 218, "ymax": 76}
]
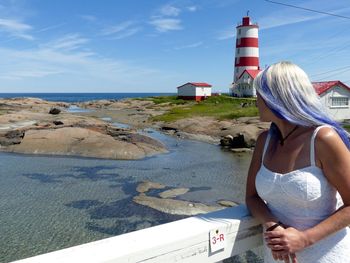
[{"xmin": 256, "ymin": 125, "xmax": 350, "ymax": 262}]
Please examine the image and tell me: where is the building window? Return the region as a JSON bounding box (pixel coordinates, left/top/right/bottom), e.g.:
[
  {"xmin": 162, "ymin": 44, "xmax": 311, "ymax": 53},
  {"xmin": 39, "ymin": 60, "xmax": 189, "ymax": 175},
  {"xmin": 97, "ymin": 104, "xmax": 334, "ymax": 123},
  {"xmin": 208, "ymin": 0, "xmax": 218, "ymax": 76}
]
[
  {"xmin": 331, "ymin": 97, "xmax": 349, "ymax": 107},
  {"xmin": 238, "ymin": 29, "xmax": 241, "ymax": 35}
]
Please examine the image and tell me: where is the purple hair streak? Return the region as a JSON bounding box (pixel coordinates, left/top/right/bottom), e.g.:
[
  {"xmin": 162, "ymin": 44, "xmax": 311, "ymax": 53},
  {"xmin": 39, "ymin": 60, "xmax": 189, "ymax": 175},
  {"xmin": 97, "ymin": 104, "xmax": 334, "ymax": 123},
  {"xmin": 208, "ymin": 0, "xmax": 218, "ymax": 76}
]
[{"xmin": 254, "ymin": 62, "xmax": 350, "ymax": 149}]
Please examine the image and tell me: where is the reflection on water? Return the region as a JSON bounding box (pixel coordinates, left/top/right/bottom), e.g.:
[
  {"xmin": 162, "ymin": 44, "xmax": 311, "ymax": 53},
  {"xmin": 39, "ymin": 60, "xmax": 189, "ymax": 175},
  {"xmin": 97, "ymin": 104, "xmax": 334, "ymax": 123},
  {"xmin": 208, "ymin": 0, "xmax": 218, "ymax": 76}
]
[
  {"xmin": 67, "ymin": 105, "xmax": 92, "ymax": 113},
  {"xmin": 0, "ymin": 130, "xmax": 253, "ymax": 262},
  {"xmin": 112, "ymin": 122, "xmax": 130, "ymax": 129}
]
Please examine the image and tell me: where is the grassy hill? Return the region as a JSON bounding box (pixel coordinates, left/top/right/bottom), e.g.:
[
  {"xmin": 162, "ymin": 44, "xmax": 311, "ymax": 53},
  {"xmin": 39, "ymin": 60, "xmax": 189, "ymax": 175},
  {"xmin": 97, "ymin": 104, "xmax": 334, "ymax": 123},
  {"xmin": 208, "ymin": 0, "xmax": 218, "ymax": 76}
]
[{"xmin": 138, "ymin": 95, "xmax": 258, "ymax": 122}]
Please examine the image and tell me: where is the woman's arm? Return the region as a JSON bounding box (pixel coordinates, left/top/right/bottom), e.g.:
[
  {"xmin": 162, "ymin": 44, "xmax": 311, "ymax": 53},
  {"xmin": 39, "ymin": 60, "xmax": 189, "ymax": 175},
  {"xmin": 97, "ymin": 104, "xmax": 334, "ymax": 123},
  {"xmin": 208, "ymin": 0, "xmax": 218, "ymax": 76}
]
[
  {"xmin": 265, "ymin": 127, "xmax": 350, "ymax": 253},
  {"xmin": 245, "ymin": 130, "xmax": 279, "ymax": 229},
  {"xmin": 247, "ymin": 130, "xmax": 296, "ymax": 262},
  {"xmin": 304, "ymin": 127, "xmax": 350, "ymax": 244}
]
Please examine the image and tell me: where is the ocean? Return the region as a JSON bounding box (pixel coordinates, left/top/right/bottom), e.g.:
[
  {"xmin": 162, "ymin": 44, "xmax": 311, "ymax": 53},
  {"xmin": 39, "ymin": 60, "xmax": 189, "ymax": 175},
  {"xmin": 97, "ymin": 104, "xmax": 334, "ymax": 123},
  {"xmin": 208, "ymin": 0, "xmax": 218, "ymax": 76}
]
[{"xmin": 0, "ymin": 93, "xmax": 175, "ymax": 103}]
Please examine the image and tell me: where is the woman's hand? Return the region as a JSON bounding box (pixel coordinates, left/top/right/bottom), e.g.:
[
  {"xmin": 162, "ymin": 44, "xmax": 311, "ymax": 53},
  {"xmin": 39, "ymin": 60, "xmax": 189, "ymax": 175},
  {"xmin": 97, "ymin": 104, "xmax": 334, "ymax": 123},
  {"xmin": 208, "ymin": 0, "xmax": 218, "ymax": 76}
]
[
  {"xmin": 265, "ymin": 226, "xmax": 309, "ymax": 260},
  {"xmin": 263, "ymin": 225, "xmax": 297, "ymax": 262},
  {"xmin": 272, "ymin": 251, "xmax": 297, "ymax": 263}
]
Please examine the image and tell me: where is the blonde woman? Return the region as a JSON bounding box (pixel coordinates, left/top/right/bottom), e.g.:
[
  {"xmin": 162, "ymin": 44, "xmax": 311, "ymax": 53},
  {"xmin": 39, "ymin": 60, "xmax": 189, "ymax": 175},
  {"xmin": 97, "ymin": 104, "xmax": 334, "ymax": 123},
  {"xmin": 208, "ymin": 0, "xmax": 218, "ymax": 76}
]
[{"xmin": 245, "ymin": 61, "xmax": 350, "ymax": 262}]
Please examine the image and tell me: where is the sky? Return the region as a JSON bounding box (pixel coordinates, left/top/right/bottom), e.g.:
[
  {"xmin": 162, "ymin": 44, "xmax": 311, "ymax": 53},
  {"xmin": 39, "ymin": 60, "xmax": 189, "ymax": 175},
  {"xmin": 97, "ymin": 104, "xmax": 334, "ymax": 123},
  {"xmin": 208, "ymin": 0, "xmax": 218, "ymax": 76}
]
[{"xmin": 0, "ymin": 0, "xmax": 349, "ymax": 93}]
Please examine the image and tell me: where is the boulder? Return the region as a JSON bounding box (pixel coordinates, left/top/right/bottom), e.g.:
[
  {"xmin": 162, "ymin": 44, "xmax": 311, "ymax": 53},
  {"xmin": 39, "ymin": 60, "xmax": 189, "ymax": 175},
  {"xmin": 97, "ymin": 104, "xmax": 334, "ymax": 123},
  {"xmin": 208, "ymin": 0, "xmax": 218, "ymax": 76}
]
[
  {"xmin": 5, "ymin": 127, "xmax": 167, "ymax": 160},
  {"xmin": 161, "ymin": 126, "xmax": 178, "ymax": 132},
  {"xmin": 53, "ymin": 120, "xmax": 64, "ymax": 125},
  {"xmin": 220, "ymin": 135, "xmax": 234, "ymax": 146},
  {"xmin": 49, "ymin": 108, "xmax": 61, "ymax": 115},
  {"xmin": 231, "ymin": 133, "xmax": 247, "ymax": 148},
  {"xmin": 0, "ymin": 129, "xmax": 25, "ymax": 146},
  {"xmin": 176, "ymin": 131, "xmax": 220, "ymax": 144},
  {"xmin": 220, "ymin": 133, "xmax": 247, "ymax": 148},
  {"xmin": 4, "ymin": 129, "xmax": 25, "ymax": 139}
]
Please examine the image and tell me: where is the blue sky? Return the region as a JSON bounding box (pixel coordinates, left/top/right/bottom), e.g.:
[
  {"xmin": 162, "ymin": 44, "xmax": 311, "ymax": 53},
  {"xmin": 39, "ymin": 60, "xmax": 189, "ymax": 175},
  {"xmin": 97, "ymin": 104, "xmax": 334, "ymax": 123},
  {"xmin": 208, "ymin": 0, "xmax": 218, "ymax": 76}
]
[{"xmin": 0, "ymin": 0, "xmax": 349, "ymax": 93}]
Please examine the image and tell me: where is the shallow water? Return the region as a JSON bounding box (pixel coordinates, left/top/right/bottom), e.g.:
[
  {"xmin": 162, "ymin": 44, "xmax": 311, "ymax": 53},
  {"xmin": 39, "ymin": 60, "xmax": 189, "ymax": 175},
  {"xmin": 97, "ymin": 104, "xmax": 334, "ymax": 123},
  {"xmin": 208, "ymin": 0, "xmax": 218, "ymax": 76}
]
[
  {"xmin": 0, "ymin": 130, "xmax": 252, "ymax": 262},
  {"xmin": 67, "ymin": 105, "xmax": 92, "ymax": 113}
]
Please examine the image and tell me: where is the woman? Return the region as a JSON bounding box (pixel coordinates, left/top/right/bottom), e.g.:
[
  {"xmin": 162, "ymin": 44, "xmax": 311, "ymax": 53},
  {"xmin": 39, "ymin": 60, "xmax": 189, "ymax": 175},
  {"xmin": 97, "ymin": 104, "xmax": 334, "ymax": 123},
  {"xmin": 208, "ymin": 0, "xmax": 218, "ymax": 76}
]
[{"xmin": 245, "ymin": 61, "xmax": 350, "ymax": 263}]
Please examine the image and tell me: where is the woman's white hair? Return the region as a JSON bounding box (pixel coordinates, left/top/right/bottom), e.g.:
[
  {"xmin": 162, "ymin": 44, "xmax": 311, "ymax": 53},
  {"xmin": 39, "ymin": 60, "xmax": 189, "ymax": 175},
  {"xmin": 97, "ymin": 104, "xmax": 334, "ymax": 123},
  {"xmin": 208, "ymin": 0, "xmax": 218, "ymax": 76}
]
[{"xmin": 254, "ymin": 61, "xmax": 350, "ymax": 148}]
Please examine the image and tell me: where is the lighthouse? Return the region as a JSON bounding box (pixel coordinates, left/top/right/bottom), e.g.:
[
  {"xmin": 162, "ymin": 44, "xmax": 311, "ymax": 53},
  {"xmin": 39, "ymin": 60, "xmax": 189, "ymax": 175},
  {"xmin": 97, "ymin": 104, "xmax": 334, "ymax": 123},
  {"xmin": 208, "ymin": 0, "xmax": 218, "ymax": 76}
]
[{"xmin": 231, "ymin": 14, "xmax": 260, "ymax": 97}]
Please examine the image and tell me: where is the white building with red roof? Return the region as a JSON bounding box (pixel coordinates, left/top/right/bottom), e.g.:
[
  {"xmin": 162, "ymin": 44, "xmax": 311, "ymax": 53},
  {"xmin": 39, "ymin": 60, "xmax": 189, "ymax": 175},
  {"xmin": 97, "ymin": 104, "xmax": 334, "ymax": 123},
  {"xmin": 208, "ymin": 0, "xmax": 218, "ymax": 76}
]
[
  {"xmin": 312, "ymin": 80, "xmax": 350, "ymax": 120},
  {"xmin": 231, "ymin": 69, "xmax": 261, "ymax": 97},
  {"xmin": 177, "ymin": 82, "xmax": 212, "ymax": 101}
]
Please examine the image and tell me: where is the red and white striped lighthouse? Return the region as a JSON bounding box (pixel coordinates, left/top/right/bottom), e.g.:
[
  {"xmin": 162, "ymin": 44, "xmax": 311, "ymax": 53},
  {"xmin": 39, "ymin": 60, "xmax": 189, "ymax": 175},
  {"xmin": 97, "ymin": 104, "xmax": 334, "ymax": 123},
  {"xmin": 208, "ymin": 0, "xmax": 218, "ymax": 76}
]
[{"xmin": 234, "ymin": 15, "xmax": 259, "ymax": 82}]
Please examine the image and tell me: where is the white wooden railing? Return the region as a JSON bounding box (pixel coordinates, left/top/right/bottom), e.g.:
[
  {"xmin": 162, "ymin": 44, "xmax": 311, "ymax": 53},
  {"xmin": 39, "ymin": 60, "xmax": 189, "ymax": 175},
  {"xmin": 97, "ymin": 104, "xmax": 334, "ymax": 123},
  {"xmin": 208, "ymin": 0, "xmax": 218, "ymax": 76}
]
[{"xmin": 12, "ymin": 205, "xmax": 263, "ymax": 263}]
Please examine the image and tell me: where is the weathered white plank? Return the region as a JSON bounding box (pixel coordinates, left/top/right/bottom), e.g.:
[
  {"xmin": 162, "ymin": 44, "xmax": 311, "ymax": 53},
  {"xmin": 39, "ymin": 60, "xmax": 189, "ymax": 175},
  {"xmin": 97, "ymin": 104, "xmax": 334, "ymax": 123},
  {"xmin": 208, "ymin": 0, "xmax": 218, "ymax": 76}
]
[{"xmin": 12, "ymin": 205, "xmax": 263, "ymax": 263}]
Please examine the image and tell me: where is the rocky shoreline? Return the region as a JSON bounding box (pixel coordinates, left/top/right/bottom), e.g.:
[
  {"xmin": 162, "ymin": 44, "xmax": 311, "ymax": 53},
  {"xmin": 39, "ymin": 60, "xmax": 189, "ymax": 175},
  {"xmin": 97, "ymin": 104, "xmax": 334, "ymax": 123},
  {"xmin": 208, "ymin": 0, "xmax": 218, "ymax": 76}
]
[
  {"xmin": 0, "ymin": 97, "xmax": 270, "ymax": 159},
  {"xmin": 76, "ymin": 98, "xmax": 270, "ymax": 151},
  {"xmin": 0, "ymin": 96, "xmax": 267, "ymax": 216},
  {"xmin": 0, "ymin": 98, "xmax": 167, "ymax": 160}
]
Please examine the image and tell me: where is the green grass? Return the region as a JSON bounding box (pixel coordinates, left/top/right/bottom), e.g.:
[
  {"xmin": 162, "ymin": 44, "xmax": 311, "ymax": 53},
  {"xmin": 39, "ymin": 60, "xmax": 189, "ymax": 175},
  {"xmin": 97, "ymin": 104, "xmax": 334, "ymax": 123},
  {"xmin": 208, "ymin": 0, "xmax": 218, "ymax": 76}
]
[
  {"xmin": 150, "ymin": 95, "xmax": 258, "ymax": 122},
  {"xmin": 343, "ymin": 124, "xmax": 350, "ymax": 132},
  {"xmin": 134, "ymin": 95, "xmax": 188, "ymax": 105}
]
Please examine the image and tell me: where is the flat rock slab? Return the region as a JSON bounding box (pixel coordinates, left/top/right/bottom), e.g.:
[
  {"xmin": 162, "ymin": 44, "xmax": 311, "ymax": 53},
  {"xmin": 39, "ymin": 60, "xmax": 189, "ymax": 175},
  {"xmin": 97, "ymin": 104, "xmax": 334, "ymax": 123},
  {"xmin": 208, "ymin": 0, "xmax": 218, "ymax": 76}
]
[
  {"xmin": 133, "ymin": 194, "xmax": 224, "ymax": 216},
  {"xmin": 5, "ymin": 127, "xmax": 167, "ymax": 160},
  {"xmin": 159, "ymin": 188, "xmax": 190, "ymax": 198},
  {"xmin": 136, "ymin": 181, "xmax": 166, "ymax": 193},
  {"xmin": 217, "ymin": 200, "xmax": 239, "ymax": 207},
  {"xmin": 230, "ymin": 148, "xmax": 253, "ymax": 153},
  {"xmin": 0, "ymin": 120, "xmax": 37, "ymax": 131}
]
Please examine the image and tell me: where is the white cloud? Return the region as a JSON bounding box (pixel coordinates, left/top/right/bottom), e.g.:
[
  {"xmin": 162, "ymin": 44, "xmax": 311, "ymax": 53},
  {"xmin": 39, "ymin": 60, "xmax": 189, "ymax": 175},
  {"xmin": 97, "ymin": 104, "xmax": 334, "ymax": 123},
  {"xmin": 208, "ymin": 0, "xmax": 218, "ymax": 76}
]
[
  {"xmin": 101, "ymin": 21, "xmax": 135, "ymax": 35},
  {"xmin": 12, "ymin": 32, "xmax": 33, "ymax": 40},
  {"xmin": 0, "ymin": 45, "xmax": 110, "ymax": 80},
  {"xmin": 217, "ymin": 28, "xmax": 235, "ymax": 40},
  {"xmin": 0, "ymin": 37, "xmax": 180, "ymax": 92},
  {"xmin": 159, "ymin": 5, "xmax": 181, "ymax": 17},
  {"xmin": 149, "ymin": 18, "xmax": 182, "ymax": 32},
  {"xmin": 214, "ymin": 0, "xmax": 240, "ymax": 8},
  {"xmin": 79, "ymin": 15, "xmax": 97, "ymax": 22},
  {"xmin": 101, "ymin": 21, "xmax": 141, "ymax": 39},
  {"xmin": 149, "ymin": 3, "xmax": 197, "ymax": 33},
  {"xmin": 0, "ymin": 18, "xmax": 31, "ymax": 31},
  {"xmin": 187, "ymin": 6, "xmax": 197, "ymax": 12},
  {"xmin": 110, "ymin": 27, "xmax": 142, "ymax": 40},
  {"xmin": 216, "ymin": 11, "xmax": 321, "ymax": 41},
  {"xmin": 256, "ymin": 0, "xmax": 350, "ymax": 31},
  {"xmin": 0, "ymin": 18, "xmax": 33, "ymax": 40},
  {"xmin": 3, "ymin": 69, "xmax": 62, "ymax": 79},
  {"xmin": 258, "ymin": 13, "xmax": 322, "ymax": 31},
  {"xmin": 43, "ymin": 34, "xmax": 89, "ymax": 51},
  {"xmin": 36, "ymin": 23, "xmax": 66, "ymax": 33},
  {"xmin": 175, "ymin": 41, "xmax": 203, "ymax": 50}
]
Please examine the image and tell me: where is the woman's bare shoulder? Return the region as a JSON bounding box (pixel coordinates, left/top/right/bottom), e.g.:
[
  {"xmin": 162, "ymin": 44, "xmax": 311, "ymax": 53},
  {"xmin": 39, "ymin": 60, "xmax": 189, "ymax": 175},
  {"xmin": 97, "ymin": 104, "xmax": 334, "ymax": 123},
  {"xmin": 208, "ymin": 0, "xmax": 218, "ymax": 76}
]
[
  {"xmin": 315, "ymin": 126, "xmax": 349, "ymax": 162},
  {"xmin": 316, "ymin": 126, "xmax": 343, "ymax": 147},
  {"xmin": 253, "ymin": 129, "xmax": 269, "ymax": 156},
  {"xmin": 257, "ymin": 129, "xmax": 269, "ymax": 145}
]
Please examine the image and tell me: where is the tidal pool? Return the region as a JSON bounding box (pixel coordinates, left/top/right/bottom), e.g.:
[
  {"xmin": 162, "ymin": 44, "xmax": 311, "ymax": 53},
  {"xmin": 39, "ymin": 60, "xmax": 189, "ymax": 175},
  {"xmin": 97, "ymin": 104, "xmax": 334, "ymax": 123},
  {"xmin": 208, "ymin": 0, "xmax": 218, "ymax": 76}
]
[{"xmin": 0, "ymin": 130, "xmax": 253, "ymax": 262}]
